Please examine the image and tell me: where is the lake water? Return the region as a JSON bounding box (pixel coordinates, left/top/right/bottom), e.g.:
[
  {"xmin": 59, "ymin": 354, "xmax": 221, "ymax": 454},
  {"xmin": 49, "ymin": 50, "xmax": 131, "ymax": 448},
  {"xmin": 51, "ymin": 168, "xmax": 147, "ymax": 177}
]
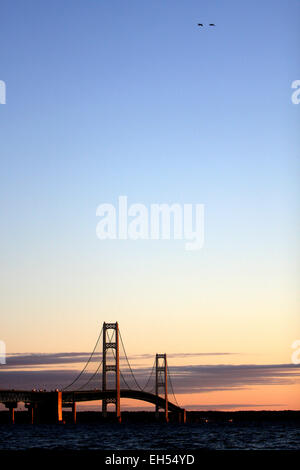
[{"xmin": 0, "ymin": 421, "xmax": 299, "ymax": 450}]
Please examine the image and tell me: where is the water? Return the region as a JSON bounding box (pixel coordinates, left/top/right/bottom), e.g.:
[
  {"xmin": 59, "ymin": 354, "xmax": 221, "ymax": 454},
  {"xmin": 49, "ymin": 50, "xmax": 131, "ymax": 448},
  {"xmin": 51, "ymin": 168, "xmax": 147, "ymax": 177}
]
[{"xmin": 0, "ymin": 422, "xmax": 299, "ymax": 450}]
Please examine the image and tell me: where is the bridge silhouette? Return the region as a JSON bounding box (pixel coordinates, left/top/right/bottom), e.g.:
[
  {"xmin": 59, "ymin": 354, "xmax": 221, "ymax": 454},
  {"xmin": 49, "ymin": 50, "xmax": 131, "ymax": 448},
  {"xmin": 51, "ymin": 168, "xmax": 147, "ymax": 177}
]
[{"xmin": 0, "ymin": 322, "xmax": 186, "ymax": 424}]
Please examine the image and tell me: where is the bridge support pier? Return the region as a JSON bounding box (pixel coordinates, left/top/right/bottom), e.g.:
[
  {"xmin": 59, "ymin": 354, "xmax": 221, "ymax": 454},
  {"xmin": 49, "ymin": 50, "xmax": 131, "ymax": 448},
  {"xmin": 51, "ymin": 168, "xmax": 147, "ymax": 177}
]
[
  {"xmin": 72, "ymin": 402, "xmax": 76, "ymax": 424},
  {"xmin": 178, "ymin": 409, "xmax": 186, "ymax": 424},
  {"xmin": 37, "ymin": 391, "xmax": 63, "ymax": 423},
  {"xmin": 54, "ymin": 391, "xmax": 63, "ymax": 423},
  {"xmin": 26, "ymin": 403, "xmax": 38, "ymax": 424},
  {"xmin": 5, "ymin": 402, "xmax": 17, "ymax": 424}
]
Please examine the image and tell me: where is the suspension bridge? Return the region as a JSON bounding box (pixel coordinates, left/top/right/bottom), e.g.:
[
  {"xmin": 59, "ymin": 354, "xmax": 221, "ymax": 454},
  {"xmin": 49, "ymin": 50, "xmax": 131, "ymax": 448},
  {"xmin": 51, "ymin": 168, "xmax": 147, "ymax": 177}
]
[{"xmin": 0, "ymin": 322, "xmax": 186, "ymax": 424}]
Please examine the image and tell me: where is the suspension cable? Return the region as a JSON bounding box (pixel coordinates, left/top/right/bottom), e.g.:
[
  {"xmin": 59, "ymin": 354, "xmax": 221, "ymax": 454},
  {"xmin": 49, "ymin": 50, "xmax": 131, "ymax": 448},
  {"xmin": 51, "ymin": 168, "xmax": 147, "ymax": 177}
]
[
  {"xmin": 119, "ymin": 329, "xmax": 143, "ymax": 391},
  {"xmin": 63, "ymin": 326, "xmax": 103, "ymax": 390},
  {"xmin": 141, "ymin": 356, "xmax": 156, "ymax": 392},
  {"xmin": 78, "ymin": 358, "xmax": 103, "ymax": 390},
  {"xmin": 167, "ymin": 363, "xmax": 180, "ymax": 407}
]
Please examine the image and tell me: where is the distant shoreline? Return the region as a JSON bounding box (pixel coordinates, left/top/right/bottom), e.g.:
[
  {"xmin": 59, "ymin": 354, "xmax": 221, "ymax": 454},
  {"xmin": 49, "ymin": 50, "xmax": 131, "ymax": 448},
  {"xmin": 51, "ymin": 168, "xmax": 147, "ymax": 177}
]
[{"xmin": 0, "ymin": 409, "xmax": 299, "ymax": 424}]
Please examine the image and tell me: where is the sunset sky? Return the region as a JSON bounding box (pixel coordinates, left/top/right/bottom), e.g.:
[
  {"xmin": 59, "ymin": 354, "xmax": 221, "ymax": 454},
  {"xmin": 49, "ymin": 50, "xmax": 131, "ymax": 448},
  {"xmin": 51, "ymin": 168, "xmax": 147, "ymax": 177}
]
[{"xmin": 1, "ymin": 0, "xmax": 299, "ymax": 411}]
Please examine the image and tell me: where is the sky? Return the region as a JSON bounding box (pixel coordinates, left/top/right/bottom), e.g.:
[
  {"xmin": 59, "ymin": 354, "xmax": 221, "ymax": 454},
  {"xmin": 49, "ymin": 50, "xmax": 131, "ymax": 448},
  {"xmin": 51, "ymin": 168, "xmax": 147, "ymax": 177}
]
[{"xmin": 0, "ymin": 0, "xmax": 299, "ymax": 411}]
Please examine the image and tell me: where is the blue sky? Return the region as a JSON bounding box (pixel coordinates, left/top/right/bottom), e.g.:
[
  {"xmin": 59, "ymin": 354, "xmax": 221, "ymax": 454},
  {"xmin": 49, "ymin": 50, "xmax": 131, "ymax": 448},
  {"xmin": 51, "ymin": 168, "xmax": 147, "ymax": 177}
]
[{"xmin": 0, "ymin": 0, "xmax": 299, "ymax": 378}]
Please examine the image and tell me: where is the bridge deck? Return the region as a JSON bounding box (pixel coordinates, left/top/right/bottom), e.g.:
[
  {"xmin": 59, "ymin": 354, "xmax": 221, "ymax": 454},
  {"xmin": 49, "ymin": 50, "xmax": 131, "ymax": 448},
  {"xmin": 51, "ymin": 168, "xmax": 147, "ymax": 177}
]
[{"xmin": 0, "ymin": 389, "xmax": 182, "ymax": 413}]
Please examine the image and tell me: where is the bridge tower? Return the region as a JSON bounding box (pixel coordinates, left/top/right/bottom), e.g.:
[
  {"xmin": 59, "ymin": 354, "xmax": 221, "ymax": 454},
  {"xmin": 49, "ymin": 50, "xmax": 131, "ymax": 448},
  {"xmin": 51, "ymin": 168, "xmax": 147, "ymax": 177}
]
[
  {"xmin": 102, "ymin": 322, "xmax": 121, "ymax": 423},
  {"xmin": 155, "ymin": 353, "xmax": 168, "ymax": 422}
]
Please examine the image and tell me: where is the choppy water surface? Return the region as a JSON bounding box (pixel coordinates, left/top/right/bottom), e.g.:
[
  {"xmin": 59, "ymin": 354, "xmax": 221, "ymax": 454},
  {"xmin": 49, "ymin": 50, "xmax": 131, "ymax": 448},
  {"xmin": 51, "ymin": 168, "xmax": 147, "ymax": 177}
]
[{"xmin": 0, "ymin": 422, "xmax": 299, "ymax": 450}]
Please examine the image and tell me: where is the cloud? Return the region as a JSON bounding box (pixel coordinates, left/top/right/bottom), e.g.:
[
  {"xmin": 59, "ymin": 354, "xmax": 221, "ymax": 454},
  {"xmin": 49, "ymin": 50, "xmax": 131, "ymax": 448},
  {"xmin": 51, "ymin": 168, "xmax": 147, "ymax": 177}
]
[
  {"xmin": 0, "ymin": 363, "xmax": 299, "ymax": 396},
  {"xmin": 165, "ymin": 363, "xmax": 300, "ymax": 394},
  {"xmin": 4, "ymin": 351, "xmax": 239, "ymax": 368},
  {"xmin": 0, "ymin": 370, "xmax": 76, "ymax": 390},
  {"xmin": 5, "ymin": 352, "xmax": 101, "ymax": 367},
  {"xmin": 129, "ymin": 352, "xmax": 239, "ymax": 360}
]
